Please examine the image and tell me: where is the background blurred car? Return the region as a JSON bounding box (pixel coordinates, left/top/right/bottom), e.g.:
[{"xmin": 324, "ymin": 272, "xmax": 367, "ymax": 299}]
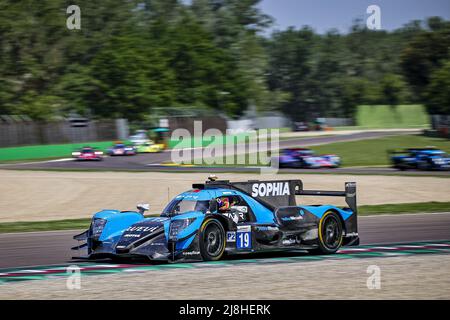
[
  {"xmin": 277, "ymin": 148, "xmax": 341, "ymax": 168},
  {"xmin": 107, "ymin": 142, "xmax": 136, "ymax": 156},
  {"xmin": 129, "ymin": 130, "xmax": 150, "ymax": 146},
  {"xmin": 136, "ymin": 141, "xmax": 165, "ymax": 153},
  {"xmin": 292, "ymin": 121, "xmax": 310, "ymax": 132},
  {"xmin": 72, "ymin": 147, "xmax": 103, "ymax": 161},
  {"xmin": 389, "ymin": 147, "xmax": 450, "ymax": 171}
]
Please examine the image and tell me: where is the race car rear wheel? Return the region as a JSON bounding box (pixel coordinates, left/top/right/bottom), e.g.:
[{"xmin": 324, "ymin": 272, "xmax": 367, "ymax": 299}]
[
  {"xmin": 199, "ymin": 219, "xmax": 226, "ymax": 261},
  {"xmin": 310, "ymin": 211, "xmax": 343, "ymax": 254}
]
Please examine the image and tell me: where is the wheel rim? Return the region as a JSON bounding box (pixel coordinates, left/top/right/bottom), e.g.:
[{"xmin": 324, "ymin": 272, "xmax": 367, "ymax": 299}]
[
  {"xmin": 204, "ymin": 223, "xmax": 224, "ymax": 257},
  {"xmin": 322, "ymin": 215, "xmax": 342, "ymax": 250}
]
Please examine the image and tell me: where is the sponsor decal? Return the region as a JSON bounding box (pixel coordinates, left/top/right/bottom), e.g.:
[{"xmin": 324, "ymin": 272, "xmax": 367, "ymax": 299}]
[
  {"xmin": 223, "ymin": 211, "xmax": 246, "ymax": 224},
  {"xmin": 149, "ymin": 242, "xmax": 165, "ymax": 246},
  {"xmin": 345, "ymin": 182, "xmax": 356, "ymax": 197},
  {"xmin": 227, "ymin": 231, "xmax": 236, "ymax": 242},
  {"xmin": 223, "ymin": 212, "xmax": 239, "ymax": 224},
  {"xmin": 344, "ymin": 232, "xmax": 359, "ymax": 237},
  {"xmin": 123, "ymin": 234, "xmax": 141, "ymax": 238},
  {"xmin": 237, "ymin": 225, "xmax": 251, "ymax": 232},
  {"xmin": 251, "ymin": 182, "xmax": 290, "ymax": 197},
  {"xmin": 232, "ymin": 206, "xmax": 248, "ymax": 213},
  {"xmin": 256, "ymin": 226, "xmax": 279, "ymax": 232},
  {"xmin": 280, "ymin": 215, "xmax": 303, "ymax": 221},
  {"xmin": 152, "ymin": 217, "xmax": 169, "ymax": 222},
  {"xmin": 125, "ymin": 226, "xmax": 160, "ymax": 233},
  {"xmin": 182, "ymin": 251, "xmax": 200, "ymax": 256}
]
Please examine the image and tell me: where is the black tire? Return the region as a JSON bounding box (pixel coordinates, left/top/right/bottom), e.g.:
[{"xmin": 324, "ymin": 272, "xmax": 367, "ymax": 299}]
[
  {"xmin": 199, "ymin": 219, "xmax": 226, "ymax": 261},
  {"xmin": 309, "ymin": 211, "xmax": 343, "ymax": 255}
]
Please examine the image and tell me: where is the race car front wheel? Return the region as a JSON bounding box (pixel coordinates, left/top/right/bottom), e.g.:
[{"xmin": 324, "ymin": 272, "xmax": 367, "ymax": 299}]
[
  {"xmin": 199, "ymin": 219, "xmax": 226, "ymax": 261},
  {"xmin": 309, "ymin": 211, "xmax": 343, "ymax": 254}
]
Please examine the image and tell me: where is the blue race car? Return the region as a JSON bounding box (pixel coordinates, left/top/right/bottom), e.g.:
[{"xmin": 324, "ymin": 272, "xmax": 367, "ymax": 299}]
[
  {"xmin": 107, "ymin": 142, "xmax": 136, "ymax": 156},
  {"xmin": 277, "ymin": 148, "xmax": 341, "ymax": 169},
  {"xmin": 72, "ymin": 177, "xmax": 359, "ymax": 263},
  {"xmin": 389, "ymin": 147, "xmax": 450, "ymax": 171}
]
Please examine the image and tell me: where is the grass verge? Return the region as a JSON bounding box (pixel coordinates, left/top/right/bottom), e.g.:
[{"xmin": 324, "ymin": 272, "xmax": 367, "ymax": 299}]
[
  {"xmin": 0, "ymin": 218, "xmax": 91, "ymax": 233},
  {"xmin": 181, "ymin": 134, "xmax": 450, "ymax": 168},
  {"xmin": 309, "ymin": 134, "xmax": 450, "ymax": 167},
  {"xmin": 359, "ymin": 201, "xmax": 450, "ymax": 216},
  {"xmin": 0, "ymin": 141, "xmax": 114, "ymax": 162},
  {"xmin": 0, "ymin": 202, "xmax": 449, "ymax": 233},
  {"xmin": 0, "ymin": 132, "xmax": 261, "ymax": 163}
]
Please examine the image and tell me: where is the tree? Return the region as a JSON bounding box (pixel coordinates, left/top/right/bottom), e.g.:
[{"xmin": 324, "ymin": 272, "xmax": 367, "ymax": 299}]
[
  {"xmin": 381, "ymin": 74, "xmax": 407, "ymax": 107},
  {"xmin": 426, "ymin": 60, "xmax": 450, "ymax": 115},
  {"xmin": 400, "ymin": 17, "xmax": 450, "ymax": 100},
  {"xmin": 266, "ymin": 27, "xmax": 318, "ymax": 121}
]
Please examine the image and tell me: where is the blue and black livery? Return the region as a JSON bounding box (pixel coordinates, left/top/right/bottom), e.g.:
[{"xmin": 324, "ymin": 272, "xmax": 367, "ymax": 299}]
[
  {"xmin": 389, "ymin": 147, "xmax": 450, "ymax": 171},
  {"xmin": 72, "ymin": 178, "xmax": 359, "ymax": 262}
]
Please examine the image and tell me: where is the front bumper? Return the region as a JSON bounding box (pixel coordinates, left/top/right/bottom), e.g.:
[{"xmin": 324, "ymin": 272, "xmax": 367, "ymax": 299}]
[{"xmin": 73, "ymin": 232, "xmax": 202, "ymax": 263}]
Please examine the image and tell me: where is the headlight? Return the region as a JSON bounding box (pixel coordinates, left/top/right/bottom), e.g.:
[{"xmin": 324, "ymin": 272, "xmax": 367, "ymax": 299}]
[
  {"xmin": 95, "ymin": 151, "xmax": 103, "ymax": 155},
  {"xmin": 169, "ymin": 218, "xmax": 195, "ymax": 239},
  {"xmin": 72, "ymin": 152, "xmax": 81, "ymax": 156},
  {"xmin": 91, "ymin": 218, "xmax": 106, "ymax": 239}
]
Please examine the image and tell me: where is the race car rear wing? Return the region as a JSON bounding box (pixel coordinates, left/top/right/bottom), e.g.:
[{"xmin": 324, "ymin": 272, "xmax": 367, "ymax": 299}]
[{"xmin": 296, "ymin": 182, "xmax": 357, "ymax": 215}]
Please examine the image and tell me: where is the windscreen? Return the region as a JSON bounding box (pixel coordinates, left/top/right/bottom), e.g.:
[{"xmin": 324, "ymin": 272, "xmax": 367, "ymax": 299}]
[{"xmin": 161, "ymin": 199, "xmax": 210, "ymax": 217}]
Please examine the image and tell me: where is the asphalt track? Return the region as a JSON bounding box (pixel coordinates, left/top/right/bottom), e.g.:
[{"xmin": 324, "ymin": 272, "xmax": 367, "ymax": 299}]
[
  {"xmin": 5, "ymin": 130, "xmax": 447, "ymax": 176},
  {"xmin": 0, "ymin": 212, "xmax": 449, "ymax": 269}
]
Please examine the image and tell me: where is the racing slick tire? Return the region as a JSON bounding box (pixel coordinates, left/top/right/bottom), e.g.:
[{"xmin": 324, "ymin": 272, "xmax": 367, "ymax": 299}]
[
  {"xmin": 199, "ymin": 218, "xmax": 226, "ymax": 261},
  {"xmin": 308, "ymin": 211, "xmax": 343, "ymax": 255}
]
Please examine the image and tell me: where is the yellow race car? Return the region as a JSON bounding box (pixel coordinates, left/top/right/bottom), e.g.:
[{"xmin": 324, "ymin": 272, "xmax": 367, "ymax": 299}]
[{"xmin": 136, "ymin": 141, "xmax": 165, "ymax": 153}]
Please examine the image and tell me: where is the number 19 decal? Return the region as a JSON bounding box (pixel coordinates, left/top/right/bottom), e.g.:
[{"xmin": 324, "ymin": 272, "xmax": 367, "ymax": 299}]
[{"xmin": 237, "ymin": 232, "xmax": 251, "ymax": 249}]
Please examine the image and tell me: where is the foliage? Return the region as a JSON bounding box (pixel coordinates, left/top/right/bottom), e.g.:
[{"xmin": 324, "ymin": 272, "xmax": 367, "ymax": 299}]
[
  {"xmin": 0, "ymin": 1, "xmax": 448, "ymax": 120},
  {"xmin": 425, "ymin": 60, "xmax": 450, "ymax": 115}
]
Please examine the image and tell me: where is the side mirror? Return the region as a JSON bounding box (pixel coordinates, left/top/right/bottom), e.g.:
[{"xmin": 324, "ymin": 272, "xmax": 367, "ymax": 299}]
[
  {"xmin": 209, "ymin": 199, "xmax": 218, "ymax": 213},
  {"xmin": 137, "ymin": 203, "xmax": 150, "ymax": 215}
]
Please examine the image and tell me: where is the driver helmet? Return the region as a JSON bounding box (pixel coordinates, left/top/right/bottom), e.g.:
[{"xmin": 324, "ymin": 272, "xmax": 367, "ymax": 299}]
[{"xmin": 217, "ymin": 197, "xmax": 230, "ymax": 212}]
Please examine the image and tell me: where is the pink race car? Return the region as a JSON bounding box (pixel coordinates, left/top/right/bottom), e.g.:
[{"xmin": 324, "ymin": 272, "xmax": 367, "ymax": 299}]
[{"xmin": 72, "ymin": 147, "xmax": 103, "ymax": 161}]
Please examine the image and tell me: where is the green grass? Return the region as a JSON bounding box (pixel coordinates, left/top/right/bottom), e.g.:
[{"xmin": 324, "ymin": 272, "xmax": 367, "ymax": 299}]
[
  {"xmin": 0, "ymin": 202, "xmax": 448, "ymax": 233},
  {"xmin": 0, "ymin": 141, "xmax": 114, "ymax": 162},
  {"xmin": 0, "ymin": 218, "xmax": 92, "ymax": 233},
  {"xmin": 189, "ymin": 134, "xmax": 450, "ymax": 168},
  {"xmin": 0, "ymin": 132, "xmax": 261, "ymax": 163},
  {"xmin": 310, "ymin": 134, "xmax": 450, "ymax": 167},
  {"xmin": 359, "ymin": 202, "xmax": 450, "ymax": 216},
  {"xmin": 356, "ymin": 105, "xmax": 430, "ymax": 128}
]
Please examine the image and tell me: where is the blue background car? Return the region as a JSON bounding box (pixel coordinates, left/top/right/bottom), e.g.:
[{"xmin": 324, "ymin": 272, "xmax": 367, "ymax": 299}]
[
  {"xmin": 73, "ymin": 178, "xmax": 359, "ymax": 263},
  {"xmin": 107, "ymin": 142, "xmax": 136, "ymax": 156},
  {"xmin": 390, "ymin": 147, "xmax": 450, "ymax": 171}
]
